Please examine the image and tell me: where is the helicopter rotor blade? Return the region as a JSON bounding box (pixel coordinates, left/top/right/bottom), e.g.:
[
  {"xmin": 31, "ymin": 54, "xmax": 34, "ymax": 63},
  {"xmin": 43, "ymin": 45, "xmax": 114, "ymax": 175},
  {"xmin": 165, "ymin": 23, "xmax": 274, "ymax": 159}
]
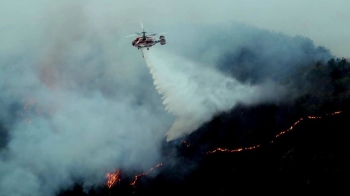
[
  {"xmin": 158, "ymin": 32, "xmax": 167, "ymax": 35},
  {"xmin": 125, "ymin": 34, "xmax": 138, "ymax": 38},
  {"xmin": 146, "ymin": 32, "xmax": 167, "ymax": 36}
]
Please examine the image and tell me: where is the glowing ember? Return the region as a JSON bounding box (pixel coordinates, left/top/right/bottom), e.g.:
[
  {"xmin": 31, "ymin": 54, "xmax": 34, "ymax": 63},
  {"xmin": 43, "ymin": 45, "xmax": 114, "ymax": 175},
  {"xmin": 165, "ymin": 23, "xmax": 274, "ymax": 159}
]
[
  {"xmin": 106, "ymin": 170, "xmax": 121, "ymax": 189},
  {"xmin": 105, "ymin": 110, "xmax": 343, "ymax": 189},
  {"xmin": 182, "ymin": 140, "xmax": 190, "ymax": 147},
  {"xmin": 206, "ymin": 145, "xmax": 261, "ymax": 154},
  {"xmin": 206, "ymin": 111, "xmax": 342, "ymax": 154},
  {"xmin": 130, "ymin": 163, "xmax": 163, "ymax": 186},
  {"xmin": 276, "ymin": 118, "xmax": 303, "ymax": 138}
]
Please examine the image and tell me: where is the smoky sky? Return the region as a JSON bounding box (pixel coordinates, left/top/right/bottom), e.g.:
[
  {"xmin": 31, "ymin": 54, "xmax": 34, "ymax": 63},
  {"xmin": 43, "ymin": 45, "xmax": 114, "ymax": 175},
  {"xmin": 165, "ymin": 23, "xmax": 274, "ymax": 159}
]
[
  {"xmin": 144, "ymin": 48, "xmax": 290, "ymax": 141},
  {"xmin": 0, "ymin": 1, "xmax": 347, "ymax": 195}
]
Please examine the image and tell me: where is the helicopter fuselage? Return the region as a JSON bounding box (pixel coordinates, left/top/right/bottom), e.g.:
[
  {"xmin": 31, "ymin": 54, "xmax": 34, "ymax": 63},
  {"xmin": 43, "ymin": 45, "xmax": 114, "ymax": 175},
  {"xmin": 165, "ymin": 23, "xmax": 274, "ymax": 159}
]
[{"xmin": 132, "ymin": 36, "xmax": 162, "ymax": 50}]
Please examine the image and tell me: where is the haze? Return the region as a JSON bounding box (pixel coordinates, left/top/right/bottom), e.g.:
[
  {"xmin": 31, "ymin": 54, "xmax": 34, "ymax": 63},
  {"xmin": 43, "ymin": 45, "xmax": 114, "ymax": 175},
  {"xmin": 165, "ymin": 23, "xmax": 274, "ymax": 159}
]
[
  {"xmin": 0, "ymin": 1, "xmax": 348, "ymax": 196},
  {"xmin": 1, "ymin": 0, "xmax": 349, "ymax": 58}
]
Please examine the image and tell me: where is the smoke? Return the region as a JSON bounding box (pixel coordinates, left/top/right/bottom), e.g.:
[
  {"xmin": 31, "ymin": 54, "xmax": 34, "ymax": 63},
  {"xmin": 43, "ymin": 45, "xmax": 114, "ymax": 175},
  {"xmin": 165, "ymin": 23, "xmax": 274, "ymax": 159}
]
[
  {"xmin": 143, "ymin": 49, "xmax": 288, "ymax": 141},
  {"xmin": 0, "ymin": 1, "xmax": 337, "ymax": 195},
  {"xmin": 0, "ymin": 1, "xmax": 172, "ymax": 196}
]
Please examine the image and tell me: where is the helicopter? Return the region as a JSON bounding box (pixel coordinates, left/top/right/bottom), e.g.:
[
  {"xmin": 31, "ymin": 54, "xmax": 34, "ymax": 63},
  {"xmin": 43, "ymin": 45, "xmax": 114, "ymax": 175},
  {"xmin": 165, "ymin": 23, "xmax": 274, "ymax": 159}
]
[{"xmin": 126, "ymin": 23, "xmax": 166, "ymax": 57}]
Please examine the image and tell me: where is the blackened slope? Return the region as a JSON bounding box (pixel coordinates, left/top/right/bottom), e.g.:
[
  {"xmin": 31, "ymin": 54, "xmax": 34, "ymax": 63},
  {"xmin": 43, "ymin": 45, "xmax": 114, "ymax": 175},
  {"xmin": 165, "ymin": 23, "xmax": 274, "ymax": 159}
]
[{"xmin": 172, "ymin": 110, "xmax": 350, "ymax": 194}]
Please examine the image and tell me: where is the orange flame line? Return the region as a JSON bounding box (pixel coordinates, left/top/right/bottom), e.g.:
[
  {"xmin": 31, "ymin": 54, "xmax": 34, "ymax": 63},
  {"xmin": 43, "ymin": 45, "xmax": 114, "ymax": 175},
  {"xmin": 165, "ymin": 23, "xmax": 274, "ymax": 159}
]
[
  {"xmin": 106, "ymin": 170, "xmax": 121, "ymax": 189},
  {"xmin": 206, "ymin": 111, "xmax": 342, "ymax": 154},
  {"xmin": 105, "ymin": 110, "xmax": 343, "ymax": 188},
  {"xmin": 130, "ymin": 163, "xmax": 163, "ymax": 186}
]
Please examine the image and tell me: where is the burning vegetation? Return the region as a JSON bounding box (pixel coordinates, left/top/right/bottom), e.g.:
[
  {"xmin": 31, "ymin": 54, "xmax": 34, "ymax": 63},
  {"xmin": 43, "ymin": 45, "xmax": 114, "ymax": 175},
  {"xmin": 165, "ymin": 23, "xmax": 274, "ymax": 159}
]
[
  {"xmin": 2, "ymin": 16, "xmax": 349, "ymax": 195},
  {"xmin": 58, "ymin": 57, "xmax": 350, "ymax": 195}
]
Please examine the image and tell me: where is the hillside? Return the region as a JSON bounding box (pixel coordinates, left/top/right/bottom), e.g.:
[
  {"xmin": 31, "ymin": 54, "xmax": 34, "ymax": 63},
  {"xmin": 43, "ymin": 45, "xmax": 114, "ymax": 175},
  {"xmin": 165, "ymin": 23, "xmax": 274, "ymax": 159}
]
[{"xmin": 58, "ymin": 58, "xmax": 350, "ymax": 195}]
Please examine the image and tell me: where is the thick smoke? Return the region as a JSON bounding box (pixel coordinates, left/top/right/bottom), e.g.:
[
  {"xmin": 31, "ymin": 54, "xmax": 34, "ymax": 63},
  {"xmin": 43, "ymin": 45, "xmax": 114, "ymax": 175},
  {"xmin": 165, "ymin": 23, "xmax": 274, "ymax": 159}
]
[
  {"xmin": 140, "ymin": 22, "xmax": 332, "ymax": 142},
  {"xmin": 143, "ymin": 49, "xmax": 288, "ymax": 141},
  {"xmin": 0, "ymin": 1, "xmax": 172, "ymax": 196},
  {"xmin": 0, "ymin": 1, "xmax": 336, "ymax": 195}
]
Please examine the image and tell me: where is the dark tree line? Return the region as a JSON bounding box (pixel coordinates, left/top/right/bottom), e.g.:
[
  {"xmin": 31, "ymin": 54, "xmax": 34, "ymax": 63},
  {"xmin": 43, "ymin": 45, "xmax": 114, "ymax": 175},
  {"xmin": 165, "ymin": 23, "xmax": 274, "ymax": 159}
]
[
  {"xmin": 294, "ymin": 57, "xmax": 350, "ymax": 116},
  {"xmin": 26, "ymin": 22, "xmax": 350, "ymax": 195},
  {"xmin": 55, "ymin": 56, "xmax": 350, "ymax": 195}
]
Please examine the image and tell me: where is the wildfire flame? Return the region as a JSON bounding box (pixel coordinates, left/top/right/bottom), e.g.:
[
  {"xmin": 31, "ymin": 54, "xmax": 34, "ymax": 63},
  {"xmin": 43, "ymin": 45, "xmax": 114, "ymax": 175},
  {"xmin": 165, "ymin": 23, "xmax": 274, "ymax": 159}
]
[
  {"xmin": 206, "ymin": 111, "xmax": 342, "ymax": 154},
  {"xmin": 106, "ymin": 170, "xmax": 121, "ymax": 189},
  {"xmin": 275, "ymin": 118, "xmax": 303, "ymax": 138},
  {"xmin": 130, "ymin": 163, "xmax": 163, "ymax": 186},
  {"xmin": 105, "ymin": 110, "xmax": 342, "ymax": 188},
  {"xmin": 105, "ymin": 163, "xmax": 163, "ymax": 189},
  {"xmin": 207, "ymin": 145, "xmax": 261, "ymax": 154}
]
